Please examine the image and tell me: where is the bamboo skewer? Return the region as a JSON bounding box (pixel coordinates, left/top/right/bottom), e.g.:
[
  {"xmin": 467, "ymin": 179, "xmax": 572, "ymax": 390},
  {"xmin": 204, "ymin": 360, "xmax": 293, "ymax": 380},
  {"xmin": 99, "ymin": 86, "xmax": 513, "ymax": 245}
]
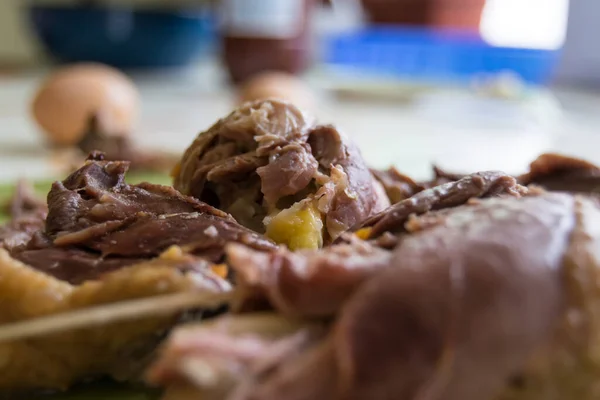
[{"xmin": 0, "ymin": 290, "xmax": 232, "ymax": 343}]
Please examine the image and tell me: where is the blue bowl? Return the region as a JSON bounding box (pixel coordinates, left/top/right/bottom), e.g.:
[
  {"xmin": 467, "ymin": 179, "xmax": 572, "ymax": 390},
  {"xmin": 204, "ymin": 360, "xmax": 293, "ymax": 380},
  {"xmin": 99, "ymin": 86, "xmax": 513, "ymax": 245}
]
[{"xmin": 29, "ymin": 6, "xmax": 216, "ymax": 68}]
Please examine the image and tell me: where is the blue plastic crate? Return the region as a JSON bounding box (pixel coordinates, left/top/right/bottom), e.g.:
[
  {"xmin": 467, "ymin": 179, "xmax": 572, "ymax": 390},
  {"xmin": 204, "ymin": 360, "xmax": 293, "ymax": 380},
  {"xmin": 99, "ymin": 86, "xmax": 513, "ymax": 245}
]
[{"xmin": 323, "ymin": 26, "xmax": 561, "ymax": 85}]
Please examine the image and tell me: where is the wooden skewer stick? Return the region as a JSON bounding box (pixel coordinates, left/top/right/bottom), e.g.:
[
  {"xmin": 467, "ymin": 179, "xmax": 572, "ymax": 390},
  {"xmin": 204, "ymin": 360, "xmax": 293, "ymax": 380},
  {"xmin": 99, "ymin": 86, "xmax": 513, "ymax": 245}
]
[{"xmin": 0, "ymin": 290, "xmax": 232, "ymax": 343}]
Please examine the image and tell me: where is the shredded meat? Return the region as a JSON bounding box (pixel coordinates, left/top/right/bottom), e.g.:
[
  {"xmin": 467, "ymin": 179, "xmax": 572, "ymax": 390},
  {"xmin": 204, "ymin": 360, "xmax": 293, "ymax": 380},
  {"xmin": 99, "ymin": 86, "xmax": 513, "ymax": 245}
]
[
  {"xmin": 173, "ymin": 100, "xmax": 389, "ymax": 241},
  {"xmin": 358, "ymin": 171, "xmax": 528, "ymax": 238},
  {"xmin": 6, "ymin": 152, "xmax": 275, "ymax": 284}
]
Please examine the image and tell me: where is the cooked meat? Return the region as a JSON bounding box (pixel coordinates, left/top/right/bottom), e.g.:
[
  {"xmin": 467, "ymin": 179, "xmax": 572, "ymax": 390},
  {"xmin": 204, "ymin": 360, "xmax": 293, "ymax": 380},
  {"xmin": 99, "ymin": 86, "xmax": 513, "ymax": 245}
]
[
  {"xmin": 221, "ymin": 173, "xmax": 525, "ymax": 319},
  {"xmin": 430, "ymin": 165, "xmax": 467, "ymax": 185},
  {"xmin": 0, "ymin": 214, "xmax": 45, "ymax": 251},
  {"xmin": 0, "ymin": 151, "xmax": 270, "ymax": 391},
  {"xmin": 227, "ymin": 241, "xmax": 391, "ymax": 317},
  {"xmin": 150, "ymin": 192, "xmax": 600, "ymax": 400},
  {"xmin": 497, "ymin": 195, "xmax": 600, "ymax": 400},
  {"xmin": 519, "ymin": 153, "xmax": 600, "ymax": 193},
  {"xmin": 373, "ymin": 153, "xmax": 600, "ymax": 203},
  {"xmin": 46, "ymin": 151, "xmax": 233, "ymax": 235},
  {"xmin": 370, "ymin": 165, "xmax": 470, "ymax": 205},
  {"xmin": 7, "ymin": 152, "xmax": 275, "ymax": 284},
  {"xmin": 370, "ymin": 166, "xmax": 425, "ymax": 204},
  {"xmin": 0, "ymin": 181, "xmax": 48, "ymax": 250},
  {"xmin": 3, "ymin": 180, "xmax": 47, "ymax": 219},
  {"xmin": 326, "ymin": 193, "xmax": 574, "ymax": 400},
  {"xmin": 358, "ymin": 171, "xmax": 528, "ymax": 238},
  {"xmin": 13, "ymin": 246, "xmax": 144, "ymax": 284},
  {"xmin": 0, "ymin": 248, "xmax": 230, "ymax": 391},
  {"xmin": 147, "ymin": 314, "xmax": 323, "ymax": 400},
  {"xmin": 173, "ymin": 100, "xmax": 389, "ymax": 248}
]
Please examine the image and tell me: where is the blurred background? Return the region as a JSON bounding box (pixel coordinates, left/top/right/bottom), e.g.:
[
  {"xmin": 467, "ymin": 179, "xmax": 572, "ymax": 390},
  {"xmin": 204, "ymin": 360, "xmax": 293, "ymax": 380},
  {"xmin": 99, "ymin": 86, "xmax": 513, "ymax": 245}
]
[{"xmin": 0, "ymin": 0, "xmax": 598, "ymax": 181}]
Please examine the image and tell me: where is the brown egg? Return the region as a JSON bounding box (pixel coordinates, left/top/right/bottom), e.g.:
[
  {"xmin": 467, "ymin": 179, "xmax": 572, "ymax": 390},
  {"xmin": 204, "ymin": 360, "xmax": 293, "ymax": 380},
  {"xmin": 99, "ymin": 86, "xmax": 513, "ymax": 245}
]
[
  {"xmin": 237, "ymin": 71, "xmax": 315, "ymax": 111},
  {"xmin": 31, "ymin": 63, "xmax": 139, "ymax": 146}
]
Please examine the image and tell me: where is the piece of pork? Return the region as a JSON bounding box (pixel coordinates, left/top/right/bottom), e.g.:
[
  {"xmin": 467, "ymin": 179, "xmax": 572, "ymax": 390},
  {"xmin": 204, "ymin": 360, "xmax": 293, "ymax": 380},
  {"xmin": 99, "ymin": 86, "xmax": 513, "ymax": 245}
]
[
  {"xmin": 211, "ymin": 172, "xmax": 525, "ymax": 320},
  {"xmin": 7, "ymin": 152, "xmax": 275, "ymax": 284},
  {"xmin": 173, "ymin": 100, "xmax": 389, "ymax": 246},
  {"xmin": 224, "ymin": 194, "xmax": 575, "ymax": 400},
  {"xmin": 358, "ymin": 170, "xmax": 528, "ymax": 239},
  {"xmin": 227, "ymin": 241, "xmax": 391, "ymax": 318},
  {"xmin": 150, "ymin": 192, "xmax": 600, "ymax": 400}
]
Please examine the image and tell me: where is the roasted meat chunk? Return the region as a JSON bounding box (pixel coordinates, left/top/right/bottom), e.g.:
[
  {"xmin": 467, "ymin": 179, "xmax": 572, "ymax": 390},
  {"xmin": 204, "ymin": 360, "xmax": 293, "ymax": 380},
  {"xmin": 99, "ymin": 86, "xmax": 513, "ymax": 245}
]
[
  {"xmin": 5, "ymin": 152, "xmax": 275, "ymax": 284},
  {"xmin": 0, "ymin": 152, "xmax": 280, "ymax": 392},
  {"xmin": 173, "ymin": 100, "xmax": 389, "ymax": 249},
  {"xmin": 149, "ymin": 191, "xmax": 600, "ymax": 400}
]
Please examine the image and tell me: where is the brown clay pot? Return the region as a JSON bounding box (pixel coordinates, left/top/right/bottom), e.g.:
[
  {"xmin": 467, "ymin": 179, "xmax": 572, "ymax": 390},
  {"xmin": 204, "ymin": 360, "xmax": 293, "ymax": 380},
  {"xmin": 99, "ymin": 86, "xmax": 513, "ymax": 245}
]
[{"xmin": 362, "ymin": 0, "xmax": 487, "ymax": 30}]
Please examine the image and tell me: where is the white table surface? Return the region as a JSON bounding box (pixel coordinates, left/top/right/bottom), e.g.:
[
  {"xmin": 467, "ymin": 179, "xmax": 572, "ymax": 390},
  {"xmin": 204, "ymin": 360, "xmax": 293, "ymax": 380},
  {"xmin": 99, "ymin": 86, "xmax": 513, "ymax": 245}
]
[{"xmin": 1, "ymin": 64, "xmax": 599, "ymax": 183}]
